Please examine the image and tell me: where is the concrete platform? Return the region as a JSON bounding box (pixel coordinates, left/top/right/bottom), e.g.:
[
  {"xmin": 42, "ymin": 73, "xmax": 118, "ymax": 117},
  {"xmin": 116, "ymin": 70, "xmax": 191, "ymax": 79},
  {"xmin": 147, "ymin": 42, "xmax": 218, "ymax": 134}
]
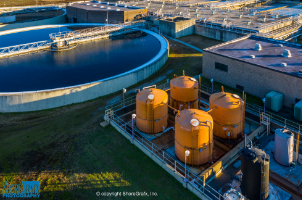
[
  {"xmin": 263, "ymin": 141, "xmax": 302, "ymax": 186},
  {"xmin": 165, "ymin": 145, "xmax": 225, "ymax": 175}
]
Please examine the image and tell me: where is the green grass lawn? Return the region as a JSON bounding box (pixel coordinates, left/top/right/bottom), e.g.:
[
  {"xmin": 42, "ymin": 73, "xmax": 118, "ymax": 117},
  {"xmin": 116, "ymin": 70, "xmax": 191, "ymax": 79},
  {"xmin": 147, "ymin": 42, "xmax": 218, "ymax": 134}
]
[
  {"xmin": 0, "ymin": 38, "xmax": 205, "ymax": 200},
  {"xmin": 0, "ymin": 35, "xmax": 265, "ymax": 199}
]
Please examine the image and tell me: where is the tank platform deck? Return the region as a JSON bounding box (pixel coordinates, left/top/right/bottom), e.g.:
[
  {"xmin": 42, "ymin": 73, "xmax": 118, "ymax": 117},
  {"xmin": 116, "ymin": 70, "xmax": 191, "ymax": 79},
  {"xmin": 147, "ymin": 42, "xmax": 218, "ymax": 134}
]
[
  {"xmin": 208, "ymin": 157, "xmax": 292, "ymax": 199},
  {"xmin": 263, "ymin": 141, "xmax": 302, "ymax": 185},
  {"xmin": 117, "ymin": 109, "xmax": 261, "ymax": 176},
  {"xmin": 106, "ymin": 82, "xmax": 300, "ymax": 199}
]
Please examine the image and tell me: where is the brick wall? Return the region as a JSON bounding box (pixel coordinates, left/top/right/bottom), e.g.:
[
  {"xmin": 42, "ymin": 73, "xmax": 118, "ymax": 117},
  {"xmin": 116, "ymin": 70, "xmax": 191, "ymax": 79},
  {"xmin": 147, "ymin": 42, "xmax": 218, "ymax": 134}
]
[
  {"xmin": 67, "ymin": 7, "xmax": 146, "ymax": 23},
  {"xmin": 202, "ymin": 51, "xmax": 302, "ymax": 108}
]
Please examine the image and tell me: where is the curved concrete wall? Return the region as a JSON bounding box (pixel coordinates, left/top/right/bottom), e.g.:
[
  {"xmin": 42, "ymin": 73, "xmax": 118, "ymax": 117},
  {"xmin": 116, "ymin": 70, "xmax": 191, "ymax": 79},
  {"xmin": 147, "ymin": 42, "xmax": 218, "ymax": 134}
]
[
  {"xmin": 0, "ymin": 9, "xmax": 67, "ymax": 32},
  {"xmin": 0, "ymin": 25, "xmax": 169, "ymax": 112}
]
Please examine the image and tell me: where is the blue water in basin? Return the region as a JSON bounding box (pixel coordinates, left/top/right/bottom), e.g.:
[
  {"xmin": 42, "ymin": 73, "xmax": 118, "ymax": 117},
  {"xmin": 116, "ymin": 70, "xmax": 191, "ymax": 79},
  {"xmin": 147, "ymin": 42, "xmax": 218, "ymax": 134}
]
[{"xmin": 0, "ymin": 29, "xmax": 161, "ymax": 92}]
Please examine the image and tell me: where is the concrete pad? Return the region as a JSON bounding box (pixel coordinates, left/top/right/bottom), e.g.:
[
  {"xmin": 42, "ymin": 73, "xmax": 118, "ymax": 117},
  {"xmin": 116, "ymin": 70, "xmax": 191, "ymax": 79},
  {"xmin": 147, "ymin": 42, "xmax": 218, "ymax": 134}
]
[
  {"xmin": 263, "ymin": 141, "xmax": 302, "ymax": 186},
  {"xmin": 100, "ymin": 121, "xmax": 109, "ymax": 127},
  {"xmin": 270, "ymin": 182, "xmax": 291, "ymax": 200}
]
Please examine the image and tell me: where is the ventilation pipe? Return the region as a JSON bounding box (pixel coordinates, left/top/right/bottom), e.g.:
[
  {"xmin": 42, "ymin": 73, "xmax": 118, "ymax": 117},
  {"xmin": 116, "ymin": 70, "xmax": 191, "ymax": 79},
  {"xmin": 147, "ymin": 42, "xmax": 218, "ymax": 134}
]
[
  {"xmin": 282, "ymin": 49, "xmax": 291, "ymax": 57},
  {"xmin": 281, "ymin": 63, "xmax": 287, "ymax": 67},
  {"xmin": 254, "ymin": 43, "xmax": 262, "ymax": 51}
]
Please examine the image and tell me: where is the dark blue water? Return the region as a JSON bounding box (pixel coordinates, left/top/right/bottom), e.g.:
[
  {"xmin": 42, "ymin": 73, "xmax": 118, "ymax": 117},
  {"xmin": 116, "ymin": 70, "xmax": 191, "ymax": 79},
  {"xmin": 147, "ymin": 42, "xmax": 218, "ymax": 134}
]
[
  {"xmin": 0, "ymin": 33, "xmax": 161, "ymax": 92},
  {"xmin": 0, "ymin": 26, "xmax": 92, "ymax": 48}
]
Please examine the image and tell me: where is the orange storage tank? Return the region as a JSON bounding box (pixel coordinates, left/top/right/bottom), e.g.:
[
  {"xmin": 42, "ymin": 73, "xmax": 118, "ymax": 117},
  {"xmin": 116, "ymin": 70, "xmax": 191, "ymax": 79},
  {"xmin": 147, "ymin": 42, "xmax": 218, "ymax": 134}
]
[
  {"xmin": 175, "ymin": 109, "xmax": 213, "ymax": 165},
  {"xmin": 136, "ymin": 86, "xmax": 168, "ymax": 134},
  {"xmin": 170, "ymin": 76, "xmax": 199, "ymax": 110},
  {"xmin": 209, "ymin": 91, "xmax": 245, "ymax": 139}
]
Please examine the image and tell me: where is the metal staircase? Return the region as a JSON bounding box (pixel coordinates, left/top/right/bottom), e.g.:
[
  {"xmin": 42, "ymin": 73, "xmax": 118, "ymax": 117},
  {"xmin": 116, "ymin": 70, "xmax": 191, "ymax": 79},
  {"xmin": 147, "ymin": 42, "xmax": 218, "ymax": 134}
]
[
  {"xmin": 260, "ymin": 113, "xmax": 271, "ymax": 136},
  {"xmin": 265, "ymin": 20, "xmax": 302, "ymax": 39}
]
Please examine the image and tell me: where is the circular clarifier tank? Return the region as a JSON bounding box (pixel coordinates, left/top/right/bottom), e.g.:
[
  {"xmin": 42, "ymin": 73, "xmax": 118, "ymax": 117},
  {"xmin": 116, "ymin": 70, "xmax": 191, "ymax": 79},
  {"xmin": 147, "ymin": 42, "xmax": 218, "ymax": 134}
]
[
  {"xmin": 0, "ymin": 24, "xmax": 169, "ymax": 112},
  {"xmin": 0, "ymin": 25, "xmax": 162, "ymax": 92}
]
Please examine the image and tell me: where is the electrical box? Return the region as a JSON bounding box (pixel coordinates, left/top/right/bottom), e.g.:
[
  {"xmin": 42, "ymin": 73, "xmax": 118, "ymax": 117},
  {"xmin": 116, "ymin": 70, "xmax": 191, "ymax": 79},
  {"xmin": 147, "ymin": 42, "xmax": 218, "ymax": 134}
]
[{"xmin": 265, "ymin": 91, "xmax": 283, "ymax": 112}]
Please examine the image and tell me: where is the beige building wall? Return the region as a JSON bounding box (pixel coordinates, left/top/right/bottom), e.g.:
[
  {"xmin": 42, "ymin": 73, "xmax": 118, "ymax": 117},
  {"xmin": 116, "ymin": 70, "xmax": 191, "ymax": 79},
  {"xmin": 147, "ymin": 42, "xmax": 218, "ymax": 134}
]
[
  {"xmin": 67, "ymin": 6, "xmax": 147, "ymax": 24},
  {"xmin": 202, "ymin": 51, "xmax": 302, "ymax": 108}
]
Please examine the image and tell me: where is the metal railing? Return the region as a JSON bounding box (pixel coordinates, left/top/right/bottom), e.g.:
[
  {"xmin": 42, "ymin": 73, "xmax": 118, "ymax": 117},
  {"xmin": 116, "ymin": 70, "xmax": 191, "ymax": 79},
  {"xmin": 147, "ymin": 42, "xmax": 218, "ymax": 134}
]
[
  {"xmin": 49, "ymin": 21, "xmax": 146, "ymax": 41},
  {"xmin": 0, "ymin": 21, "xmax": 147, "ymax": 59},
  {"xmin": 199, "ymin": 83, "xmax": 302, "ymax": 134},
  {"xmin": 109, "ymin": 81, "xmax": 302, "ymax": 134},
  {"xmin": 104, "ymin": 81, "xmax": 302, "ymax": 199},
  {"xmin": 0, "ymin": 40, "xmax": 51, "ymax": 58},
  {"xmin": 105, "ymin": 82, "xmax": 170, "ymax": 111},
  {"xmin": 108, "ymin": 110, "xmax": 229, "ymax": 200}
]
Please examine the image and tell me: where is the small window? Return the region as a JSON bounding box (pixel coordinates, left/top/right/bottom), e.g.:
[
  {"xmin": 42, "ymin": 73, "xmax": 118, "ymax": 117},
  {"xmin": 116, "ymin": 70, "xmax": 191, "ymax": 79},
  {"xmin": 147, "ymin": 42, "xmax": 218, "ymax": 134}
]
[
  {"xmin": 236, "ymin": 84, "xmax": 244, "ymax": 91},
  {"xmin": 215, "ymin": 62, "xmax": 228, "ymax": 72}
]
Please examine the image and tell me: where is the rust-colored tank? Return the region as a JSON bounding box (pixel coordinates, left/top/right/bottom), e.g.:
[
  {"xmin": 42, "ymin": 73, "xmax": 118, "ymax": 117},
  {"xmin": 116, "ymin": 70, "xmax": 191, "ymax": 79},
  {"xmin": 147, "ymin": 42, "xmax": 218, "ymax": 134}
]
[
  {"xmin": 136, "ymin": 86, "xmax": 168, "ymax": 134},
  {"xmin": 170, "ymin": 75, "xmax": 199, "ymax": 110},
  {"xmin": 175, "ymin": 109, "xmax": 213, "ymax": 165},
  {"xmin": 209, "ymin": 90, "xmax": 245, "ymax": 139}
]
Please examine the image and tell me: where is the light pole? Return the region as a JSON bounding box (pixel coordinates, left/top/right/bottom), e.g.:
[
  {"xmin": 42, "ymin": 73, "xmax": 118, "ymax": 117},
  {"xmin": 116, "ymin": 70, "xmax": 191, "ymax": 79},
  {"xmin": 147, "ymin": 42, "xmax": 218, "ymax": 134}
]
[
  {"xmin": 262, "ymin": 98, "xmax": 266, "ymax": 113},
  {"xmin": 123, "ymin": 88, "xmax": 127, "ymax": 107},
  {"xmin": 184, "ymin": 150, "xmax": 190, "ymax": 183},
  {"xmin": 131, "ymin": 114, "xmax": 136, "ymax": 139},
  {"xmin": 210, "ymin": 78, "xmax": 214, "ymax": 94}
]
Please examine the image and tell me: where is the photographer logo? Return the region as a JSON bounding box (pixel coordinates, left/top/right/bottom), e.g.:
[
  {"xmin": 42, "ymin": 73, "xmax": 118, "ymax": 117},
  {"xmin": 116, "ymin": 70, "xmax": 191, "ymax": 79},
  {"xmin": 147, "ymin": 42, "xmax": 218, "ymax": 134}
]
[{"xmin": 2, "ymin": 181, "xmax": 40, "ymax": 198}]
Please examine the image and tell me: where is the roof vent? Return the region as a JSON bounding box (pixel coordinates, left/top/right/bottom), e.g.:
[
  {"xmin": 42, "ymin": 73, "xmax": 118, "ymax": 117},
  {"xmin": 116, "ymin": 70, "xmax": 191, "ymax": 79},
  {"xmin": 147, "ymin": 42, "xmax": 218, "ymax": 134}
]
[
  {"xmin": 247, "ymin": 21, "xmax": 251, "ymax": 25},
  {"xmin": 281, "ymin": 63, "xmax": 287, "ymax": 67},
  {"xmin": 190, "ymin": 119, "xmax": 199, "ymax": 127},
  {"xmin": 232, "ymin": 94, "xmax": 240, "ymax": 99},
  {"xmin": 116, "ymin": 9, "xmax": 120, "ymax": 11},
  {"xmin": 239, "ymin": 15, "xmax": 242, "ymax": 18},
  {"xmin": 278, "ymin": 44, "xmax": 283, "ymax": 47},
  {"xmin": 254, "ymin": 43, "xmax": 262, "ymax": 51},
  {"xmin": 86, "ymin": 3, "xmax": 90, "ymax": 5},
  {"xmin": 262, "ymin": 18, "xmax": 266, "ymax": 22},
  {"xmin": 100, "ymin": 6, "xmax": 104, "ymax": 8},
  {"xmin": 92, "ymin": 4, "xmax": 97, "ymax": 6},
  {"xmin": 299, "ymin": 70, "xmax": 302, "ymax": 74},
  {"xmin": 107, "ymin": 7, "xmax": 111, "ymax": 9},
  {"xmin": 249, "ymin": 55, "xmax": 255, "ymax": 58},
  {"xmin": 107, "ymin": 2, "xmax": 110, "ymax": 4},
  {"xmin": 148, "ymin": 94, "xmax": 154, "ymax": 100},
  {"xmin": 282, "ymin": 49, "xmax": 291, "ymax": 57}
]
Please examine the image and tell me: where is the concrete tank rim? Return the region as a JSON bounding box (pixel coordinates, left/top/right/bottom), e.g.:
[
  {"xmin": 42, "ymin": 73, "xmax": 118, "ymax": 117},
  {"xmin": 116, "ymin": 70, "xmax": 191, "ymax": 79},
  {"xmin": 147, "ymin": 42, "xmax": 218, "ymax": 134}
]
[
  {"xmin": 0, "ymin": 23, "xmax": 168, "ymax": 95},
  {"xmin": 0, "ymin": 7, "xmax": 66, "ymax": 25}
]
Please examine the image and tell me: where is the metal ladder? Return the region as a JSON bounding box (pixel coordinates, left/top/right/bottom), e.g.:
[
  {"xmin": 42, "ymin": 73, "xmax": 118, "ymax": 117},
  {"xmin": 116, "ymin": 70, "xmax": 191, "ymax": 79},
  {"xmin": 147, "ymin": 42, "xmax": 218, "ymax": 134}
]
[
  {"xmin": 260, "ymin": 112, "xmax": 271, "ymax": 136},
  {"xmin": 147, "ymin": 100, "xmax": 154, "ymax": 134},
  {"xmin": 192, "ymin": 132, "xmax": 199, "ymax": 166}
]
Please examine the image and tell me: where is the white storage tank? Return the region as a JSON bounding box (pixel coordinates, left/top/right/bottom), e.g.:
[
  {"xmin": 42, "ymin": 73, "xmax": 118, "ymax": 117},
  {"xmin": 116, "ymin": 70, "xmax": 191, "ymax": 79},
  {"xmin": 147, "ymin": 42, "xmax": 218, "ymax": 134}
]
[{"xmin": 274, "ymin": 128, "xmax": 294, "ymax": 166}]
